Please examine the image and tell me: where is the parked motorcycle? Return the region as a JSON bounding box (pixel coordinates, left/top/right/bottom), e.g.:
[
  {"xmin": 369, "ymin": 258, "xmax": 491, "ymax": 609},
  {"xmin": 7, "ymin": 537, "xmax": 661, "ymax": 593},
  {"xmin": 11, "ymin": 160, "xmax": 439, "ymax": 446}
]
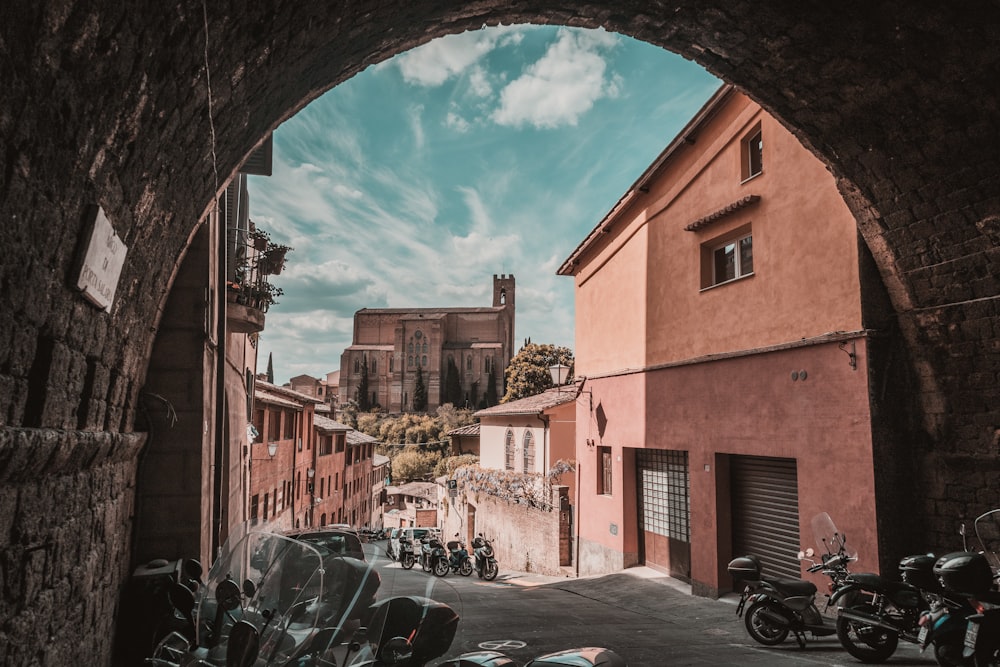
[
  {"xmin": 445, "ymin": 535, "xmax": 474, "ymax": 577},
  {"xmin": 728, "ymin": 512, "xmax": 856, "ymax": 648},
  {"xmin": 472, "ymin": 534, "xmax": 499, "ymax": 581},
  {"xmin": 145, "ymin": 522, "xmax": 625, "ymax": 667},
  {"xmin": 398, "ymin": 535, "xmax": 416, "ymax": 570},
  {"xmin": 832, "ymin": 550, "xmax": 931, "ymax": 662},
  {"xmin": 935, "ymin": 508, "xmax": 1000, "ymax": 667},
  {"xmin": 420, "ymin": 534, "xmax": 449, "ymax": 576}
]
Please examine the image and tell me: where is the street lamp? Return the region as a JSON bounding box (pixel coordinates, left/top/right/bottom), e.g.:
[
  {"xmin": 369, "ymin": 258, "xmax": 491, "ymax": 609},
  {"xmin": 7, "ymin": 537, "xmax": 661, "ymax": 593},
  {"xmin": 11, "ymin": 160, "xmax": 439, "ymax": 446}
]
[{"xmin": 549, "ymin": 363, "xmax": 570, "ymax": 391}]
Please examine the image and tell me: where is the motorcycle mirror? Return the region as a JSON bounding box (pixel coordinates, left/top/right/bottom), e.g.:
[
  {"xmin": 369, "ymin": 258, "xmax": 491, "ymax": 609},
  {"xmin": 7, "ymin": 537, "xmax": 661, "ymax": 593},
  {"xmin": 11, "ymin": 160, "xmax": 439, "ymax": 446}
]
[
  {"xmin": 242, "ymin": 579, "xmax": 256, "ymax": 599},
  {"xmin": 216, "ymin": 578, "xmax": 242, "ymax": 611},
  {"xmin": 169, "ymin": 582, "xmax": 196, "ymax": 618},
  {"xmin": 379, "ymin": 636, "xmax": 414, "ymax": 665},
  {"xmin": 183, "ymin": 558, "xmax": 203, "ymax": 582},
  {"xmin": 225, "ymin": 620, "xmax": 260, "ymax": 667}
]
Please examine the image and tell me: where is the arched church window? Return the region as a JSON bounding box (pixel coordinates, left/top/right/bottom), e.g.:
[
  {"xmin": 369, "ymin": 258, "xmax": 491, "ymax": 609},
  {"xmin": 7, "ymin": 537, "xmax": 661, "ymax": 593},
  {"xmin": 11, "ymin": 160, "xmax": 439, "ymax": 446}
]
[
  {"xmin": 523, "ymin": 430, "xmax": 535, "ymax": 472},
  {"xmin": 421, "ymin": 355, "xmax": 428, "ymax": 367},
  {"xmin": 466, "ymin": 356, "xmax": 472, "ymax": 371},
  {"xmin": 504, "ymin": 429, "xmax": 515, "ymax": 471}
]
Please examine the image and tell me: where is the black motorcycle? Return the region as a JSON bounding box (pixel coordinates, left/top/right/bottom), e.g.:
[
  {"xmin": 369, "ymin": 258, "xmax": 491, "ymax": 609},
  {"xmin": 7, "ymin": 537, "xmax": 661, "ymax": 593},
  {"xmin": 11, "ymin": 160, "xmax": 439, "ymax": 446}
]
[
  {"xmin": 729, "ymin": 512, "xmax": 856, "ymax": 648},
  {"xmin": 936, "ymin": 508, "xmax": 1000, "ymax": 667},
  {"xmin": 832, "ymin": 557, "xmax": 929, "ymax": 662},
  {"xmin": 398, "ymin": 535, "xmax": 416, "ymax": 570},
  {"xmin": 472, "ymin": 534, "xmax": 499, "ymax": 581},
  {"xmin": 419, "ymin": 535, "xmax": 449, "ymax": 576}
]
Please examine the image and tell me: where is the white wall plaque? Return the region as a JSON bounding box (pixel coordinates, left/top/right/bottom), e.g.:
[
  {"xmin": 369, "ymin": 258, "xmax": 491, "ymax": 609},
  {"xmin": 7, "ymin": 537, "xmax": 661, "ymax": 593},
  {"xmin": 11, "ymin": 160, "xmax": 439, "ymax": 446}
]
[{"xmin": 76, "ymin": 206, "xmax": 127, "ymax": 313}]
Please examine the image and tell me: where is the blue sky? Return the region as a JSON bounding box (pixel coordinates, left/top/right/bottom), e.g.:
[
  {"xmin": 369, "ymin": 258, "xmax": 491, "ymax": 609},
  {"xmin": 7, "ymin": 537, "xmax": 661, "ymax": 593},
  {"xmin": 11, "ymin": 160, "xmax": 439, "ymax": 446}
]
[{"xmin": 247, "ymin": 25, "xmax": 720, "ymax": 385}]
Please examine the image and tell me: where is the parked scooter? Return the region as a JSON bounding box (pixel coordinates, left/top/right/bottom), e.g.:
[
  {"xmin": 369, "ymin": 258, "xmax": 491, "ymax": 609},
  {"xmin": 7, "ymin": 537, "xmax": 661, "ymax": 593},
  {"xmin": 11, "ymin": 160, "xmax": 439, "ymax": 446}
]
[
  {"xmin": 398, "ymin": 535, "xmax": 416, "ymax": 570},
  {"xmin": 445, "ymin": 535, "xmax": 474, "ymax": 577},
  {"xmin": 728, "ymin": 512, "xmax": 856, "ymax": 648},
  {"xmin": 936, "ymin": 508, "xmax": 1000, "ymax": 667},
  {"xmin": 145, "ymin": 522, "xmax": 626, "ymax": 667},
  {"xmin": 420, "ymin": 534, "xmax": 449, "ymax": 576},
  {"xmin": 472, "ymin": 534, "xmax": 499, "ymax": 581}
]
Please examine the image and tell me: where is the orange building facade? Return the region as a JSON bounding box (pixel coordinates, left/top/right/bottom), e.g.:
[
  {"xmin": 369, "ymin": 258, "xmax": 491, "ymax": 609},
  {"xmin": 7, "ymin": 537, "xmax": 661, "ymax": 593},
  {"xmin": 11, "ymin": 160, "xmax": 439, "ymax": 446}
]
[{"xmin": 559, "ymin": 86, "xmax": 900, "ymax": 597}]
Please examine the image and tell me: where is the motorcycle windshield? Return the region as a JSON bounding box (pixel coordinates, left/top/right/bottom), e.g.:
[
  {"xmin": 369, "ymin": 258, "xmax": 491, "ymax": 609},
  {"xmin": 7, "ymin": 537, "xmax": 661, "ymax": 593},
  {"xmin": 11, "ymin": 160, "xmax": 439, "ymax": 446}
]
[
  {"xmin": 185, "ymin": 524, "xmax": 382, "ymax": 666},
  {"xmin": 973, "ymin": 508, "xmax": 1000, "ymax": 571},
  {"xmin": 810, "ymin": 512, "xmax": 856, "ymax": 559}
]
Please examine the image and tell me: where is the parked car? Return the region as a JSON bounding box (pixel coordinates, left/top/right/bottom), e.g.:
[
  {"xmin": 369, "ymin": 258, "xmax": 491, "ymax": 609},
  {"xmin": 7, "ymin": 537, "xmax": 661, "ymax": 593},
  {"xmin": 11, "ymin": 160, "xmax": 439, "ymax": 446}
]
[{"xmin": 285, "ymin": 526, "xmax": 366, "ymax": 561}]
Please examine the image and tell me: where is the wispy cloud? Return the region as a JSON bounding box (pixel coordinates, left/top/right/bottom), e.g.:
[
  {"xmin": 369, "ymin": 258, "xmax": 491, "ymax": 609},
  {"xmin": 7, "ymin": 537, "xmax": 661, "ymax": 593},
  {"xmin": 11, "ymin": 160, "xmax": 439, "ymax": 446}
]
[{"xmin": 492, "ymin": 27, "xmax": 621, "ymax": 129}]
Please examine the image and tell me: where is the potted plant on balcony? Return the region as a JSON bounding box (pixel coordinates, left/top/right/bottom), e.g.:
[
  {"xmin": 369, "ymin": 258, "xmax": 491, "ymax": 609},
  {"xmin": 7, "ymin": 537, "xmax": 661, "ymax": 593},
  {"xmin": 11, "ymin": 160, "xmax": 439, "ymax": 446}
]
[
  {"xmin": 251, "ymin": 280, "xmax": 283, "ymax": 312},
  {"xmin": 248, "ymin": 226, "xmax": 270, "ymax": 251},
  {"xmin": 260, "ymin": 242, "xmax": 291, "ymax": 275}
]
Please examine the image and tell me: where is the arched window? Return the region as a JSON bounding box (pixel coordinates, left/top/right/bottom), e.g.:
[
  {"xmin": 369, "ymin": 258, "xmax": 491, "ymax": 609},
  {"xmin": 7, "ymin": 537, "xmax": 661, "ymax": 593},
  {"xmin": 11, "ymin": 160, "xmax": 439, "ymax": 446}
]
[
  {"xmin": 408, "ymin": 355, "xmax": 413, "ymax": 367},
  {"xmin": 422, "ymin": 342, "xmax": 428, "ymax": 354},
  {"xmin": 353, "ymin": 358, "xmax": 360, "ymax": 374},
  {"xmin": 421, "ymin": 355, "xmax": 427, "ymax": 367},
  {"xmin": 389, "ymin": 356, "xmax": 394, "ymax": 372},
  {"xmin": 504, "ymin": 428, "xmax": 515, "ymax": 471},
  {"xmin": 408, "ymin": 342, "xmax": 413, "ymax": 354},
  {"xmin": 371, "ymin": 358, "xmax": 376, "ymax": 374},
  {"xmin": 523, "ymin": 430, "xmax": 535, "ymax": 472},
  {"xmin": 466, "ymin": 356, "xmax": 472, "ymax": 371}
]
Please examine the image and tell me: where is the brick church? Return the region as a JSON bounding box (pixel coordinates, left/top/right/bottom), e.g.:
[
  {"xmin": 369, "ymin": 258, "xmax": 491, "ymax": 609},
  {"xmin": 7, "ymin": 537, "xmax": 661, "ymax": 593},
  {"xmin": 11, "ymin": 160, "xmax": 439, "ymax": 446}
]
[{"xmin": 338, "ymin": 275, "xmax": 516, "ymax": 413}]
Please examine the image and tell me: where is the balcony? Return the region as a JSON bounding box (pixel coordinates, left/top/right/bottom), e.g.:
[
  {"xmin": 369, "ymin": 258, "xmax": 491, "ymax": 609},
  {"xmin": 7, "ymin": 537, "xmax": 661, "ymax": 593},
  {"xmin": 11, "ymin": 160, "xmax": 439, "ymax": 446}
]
[{"xmin": 225, "ymin": 226, "xmax": 290, "ymax": 335}]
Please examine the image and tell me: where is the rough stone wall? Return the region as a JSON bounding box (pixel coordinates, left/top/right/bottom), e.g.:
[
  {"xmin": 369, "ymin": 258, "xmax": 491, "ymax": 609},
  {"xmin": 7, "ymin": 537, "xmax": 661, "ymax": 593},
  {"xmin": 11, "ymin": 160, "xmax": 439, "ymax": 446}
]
[
  {"xmin": 0, "ymin": 2, "xmax": 997, "ymax": 665},
  {"xmin": 0, "ymin": 429, "xmax": 144, "ymax": 666}
]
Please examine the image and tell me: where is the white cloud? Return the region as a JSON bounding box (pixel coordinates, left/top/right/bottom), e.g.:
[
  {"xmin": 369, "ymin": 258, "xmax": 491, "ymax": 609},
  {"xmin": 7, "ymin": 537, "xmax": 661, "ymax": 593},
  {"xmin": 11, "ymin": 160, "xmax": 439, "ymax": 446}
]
[
  {"xmin": 492, "ymin": 27, "xmax": 621, "ymax": 129},
  {"xmin": 468, "ymin": 66, "xmax": 492, "ymax": 97},
  {"xmin": 396, "ymin": 28, "xmax": 512, "ymax": 86},
  {"xmin": 445, "ymin": 111, "xmax": 471, "ymax": 133}
]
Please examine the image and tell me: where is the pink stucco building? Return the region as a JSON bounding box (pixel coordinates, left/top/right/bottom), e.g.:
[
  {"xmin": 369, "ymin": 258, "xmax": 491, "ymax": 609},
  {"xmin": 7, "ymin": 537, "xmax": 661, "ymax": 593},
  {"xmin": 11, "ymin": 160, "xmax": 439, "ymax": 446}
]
[{"xmin": 559, "ymin": 85, "xmax": 899, "ymax": 597}]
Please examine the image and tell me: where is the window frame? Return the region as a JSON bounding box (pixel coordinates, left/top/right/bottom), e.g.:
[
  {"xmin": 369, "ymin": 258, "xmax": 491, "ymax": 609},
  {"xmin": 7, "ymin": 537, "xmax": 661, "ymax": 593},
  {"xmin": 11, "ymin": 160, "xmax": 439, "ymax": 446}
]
[
  {"xmin": 522, "ymin": 430, "xmax": 535, "ymax": 472},
  {"xmin": 700, "ymin": 223, "xmax": 754, "ymax": 290},
  {"xmin": 504, "ymin": 428, "xmax": 515, "ymax": 471},
  {"xmin": 741, "ymin": 123, "xmax": 763, "ymax": 182},
  {"xmin": 598, "ymin": 446, "xmax": 613, "ymax": 496}
]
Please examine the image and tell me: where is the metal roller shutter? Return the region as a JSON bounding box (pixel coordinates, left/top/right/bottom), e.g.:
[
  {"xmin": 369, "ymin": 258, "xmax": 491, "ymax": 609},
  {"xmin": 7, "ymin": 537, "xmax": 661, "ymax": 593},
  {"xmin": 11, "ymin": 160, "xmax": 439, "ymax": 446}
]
[{"xmin": 731, "ymin": 455, "xmax": 801, "ymax": 579}]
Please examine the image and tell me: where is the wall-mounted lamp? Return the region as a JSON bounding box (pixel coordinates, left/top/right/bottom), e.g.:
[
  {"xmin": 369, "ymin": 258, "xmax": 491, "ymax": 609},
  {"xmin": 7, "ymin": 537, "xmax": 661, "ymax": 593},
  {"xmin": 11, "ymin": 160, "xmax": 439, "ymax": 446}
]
[
  {"xmin": 306, "ymin": 468, "xmax": 315, "ymax": 479},
  {"xmin": 838, "ymin": 341, "xmax": 858, "ymax": 371},
  {"xmin": 267, "ymin": 440, "xmax": 278, "ymax": 457}
]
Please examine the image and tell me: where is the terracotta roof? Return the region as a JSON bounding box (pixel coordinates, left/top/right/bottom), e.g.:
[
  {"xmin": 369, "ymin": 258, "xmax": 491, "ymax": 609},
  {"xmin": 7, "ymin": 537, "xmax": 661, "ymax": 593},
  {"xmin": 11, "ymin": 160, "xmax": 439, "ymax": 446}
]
[
  {"xmin": 447, "ymin": 423, "xmax": 480, "ymax": 437},
  {"xmin": 314, "ymin": 415, "xmax": 351, "ymax": 433},
  {"xmin": 255, "ymin": 390, "xmax": 303, "ymax": 409},
  {"xmin": 347, "ymin": 430, "xmax": 378, "ymax": 446},
  {"xmin": 387, "ymin": 481, "xmax": 438, "ymax": 499},
  {"xmin": 474, "ymin": 387, "xmax": 577, "ymax": 417},
  {"xmin": 255, "ymin": 379, "xmax": 323, "ymax": 404},
  {"xmin": 373, "ymin": 453, "xmax": 391, "ymax": 467}
]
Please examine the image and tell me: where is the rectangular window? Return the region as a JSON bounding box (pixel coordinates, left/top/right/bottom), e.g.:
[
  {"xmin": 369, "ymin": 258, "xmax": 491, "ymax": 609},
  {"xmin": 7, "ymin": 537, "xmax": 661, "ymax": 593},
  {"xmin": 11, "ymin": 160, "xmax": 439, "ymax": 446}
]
[
  {"xmin": 741, "ymin": 124, "xmax": 763, "ymax": 181},
  {"xmin": 319, "ymin": 435, "xmax": 332, "ymax": 456},
  {"xmin": 267, "ymin": 408, "xmax": 280, "ymax": 442},
  {"xmin": 701, "ymin": 225, "xmax": 753, "ymax": 289},
  {"xmin": 335, "ymin": 434, "xmax": 345, "ymax": 453},
  {"xmin": 598, "ymin": 446, "xmax": 613, "ymax": 496}
]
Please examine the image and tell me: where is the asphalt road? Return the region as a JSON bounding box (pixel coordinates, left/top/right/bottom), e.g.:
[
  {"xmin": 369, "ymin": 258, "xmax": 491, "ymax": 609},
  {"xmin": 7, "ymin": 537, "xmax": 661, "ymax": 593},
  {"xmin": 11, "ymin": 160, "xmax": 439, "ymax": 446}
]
[{"xmin": 361, "ymin": 541, "xmax": 939, "ymax": 666}]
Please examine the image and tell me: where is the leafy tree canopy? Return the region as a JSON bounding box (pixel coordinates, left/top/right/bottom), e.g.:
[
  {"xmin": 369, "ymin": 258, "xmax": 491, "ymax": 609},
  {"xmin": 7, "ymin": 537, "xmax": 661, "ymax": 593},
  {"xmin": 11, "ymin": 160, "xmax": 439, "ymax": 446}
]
[
  {"xmin": 501, "ymin": 343, "xmax": 574, "ymax": 403},
  {"xmin": 391, "ymin": 449, "xmax": 440, "ymax": 483}
]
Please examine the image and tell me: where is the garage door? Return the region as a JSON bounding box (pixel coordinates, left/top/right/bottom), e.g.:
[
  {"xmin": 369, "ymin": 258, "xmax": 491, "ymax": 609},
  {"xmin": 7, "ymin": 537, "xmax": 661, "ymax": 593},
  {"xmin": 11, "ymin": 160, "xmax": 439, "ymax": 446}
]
[{"xmin": 731, "ymin": 455, "xmax": 801, "ymax": 579}]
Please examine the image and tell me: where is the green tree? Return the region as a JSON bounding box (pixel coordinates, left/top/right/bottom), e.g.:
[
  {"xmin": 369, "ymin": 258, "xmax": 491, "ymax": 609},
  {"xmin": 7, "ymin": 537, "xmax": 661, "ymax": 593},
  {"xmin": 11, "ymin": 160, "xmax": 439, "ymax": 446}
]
[
  {"xmin": 484, "ymin": 366, "xmax": 498, "ymax": 407},
  {"xmin": 391, "ymin": 449, "xmax": 440, "ymax": 482},
  {"xmin": 501, "ymin": 342, "xmax": 574, "ymax": 403},
  {"xmin": 413, "ymin": 365, "xmax": 427, "ymax": 412},
  {"xmin": 443, "ymin": 357, "xmax": 462, "ymax": 405},
  {"xmin": 434, "ymin": 453, "xmax": 480, "ymax": 478}
]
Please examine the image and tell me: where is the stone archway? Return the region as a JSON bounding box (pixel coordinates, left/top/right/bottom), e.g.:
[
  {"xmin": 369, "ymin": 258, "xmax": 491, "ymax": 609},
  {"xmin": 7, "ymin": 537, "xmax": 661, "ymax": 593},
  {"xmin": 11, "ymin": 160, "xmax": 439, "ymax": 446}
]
[{"xmin": 1, "ymin": 2, "xmax": 997, "ymax": 664}]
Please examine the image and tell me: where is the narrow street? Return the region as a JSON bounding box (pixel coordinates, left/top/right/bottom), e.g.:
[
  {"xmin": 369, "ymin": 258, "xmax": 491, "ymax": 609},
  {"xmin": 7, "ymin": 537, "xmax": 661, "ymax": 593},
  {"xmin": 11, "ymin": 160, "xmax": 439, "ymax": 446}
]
[{"xmin": 361, "ymin": 542, "xmax": 937, "ymax": 666}]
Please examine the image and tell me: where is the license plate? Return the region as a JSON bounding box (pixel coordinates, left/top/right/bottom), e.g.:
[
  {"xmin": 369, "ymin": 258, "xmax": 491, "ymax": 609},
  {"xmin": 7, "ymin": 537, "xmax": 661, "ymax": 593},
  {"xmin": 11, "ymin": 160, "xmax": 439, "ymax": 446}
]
[
  {"xmin": 965, "ymin": 622, "xmax": 979, "ymax": 650},
  {"xmin": 918, "ymin": 625, "xmax": 928, "ymax": 648}
]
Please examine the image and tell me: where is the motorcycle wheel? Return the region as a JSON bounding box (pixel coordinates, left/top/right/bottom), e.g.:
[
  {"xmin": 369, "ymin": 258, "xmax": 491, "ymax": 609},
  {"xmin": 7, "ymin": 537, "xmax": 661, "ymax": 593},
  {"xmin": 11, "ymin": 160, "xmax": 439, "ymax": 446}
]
[
  {"xmin": 433, "ymin": 558, "xmax": 449, "ymax": 577},
  {"xmin": 836, "ymin": 604, "xmax": 899, "ymax": 663},
  {"xmin": 459, "ymin": 559, "xmax": 474, "ymax": 576},
  {"xmin": 482, "ymin": 559, "xmax": 499, "ymax": 581},
  {"xmin": 400, "ymin": 553, "xmax": 415, "ymax": 570},
  {"xmin": 743, "ymin": 599, "xmax": 790, "ymax": 646},
  {"xmin": 421, "ymin": 555, "xmax": 431, "ymax": 573}
]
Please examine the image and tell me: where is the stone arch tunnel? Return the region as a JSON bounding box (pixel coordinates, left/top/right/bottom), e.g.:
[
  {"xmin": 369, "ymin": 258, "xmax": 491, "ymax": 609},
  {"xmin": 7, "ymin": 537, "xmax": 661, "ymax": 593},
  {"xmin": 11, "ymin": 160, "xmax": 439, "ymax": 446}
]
[{"xmin": 0, "ymin": 1, "xmax": 998, "ymax": 664}]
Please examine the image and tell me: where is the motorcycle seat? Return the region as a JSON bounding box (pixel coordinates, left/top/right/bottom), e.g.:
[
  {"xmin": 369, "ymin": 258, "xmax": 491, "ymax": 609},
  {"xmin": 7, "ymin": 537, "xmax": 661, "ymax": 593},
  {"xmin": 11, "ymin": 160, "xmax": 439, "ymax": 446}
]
[{"xmin": 764, "ymin": 576, "xmax": 818, "ymax": 597}]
